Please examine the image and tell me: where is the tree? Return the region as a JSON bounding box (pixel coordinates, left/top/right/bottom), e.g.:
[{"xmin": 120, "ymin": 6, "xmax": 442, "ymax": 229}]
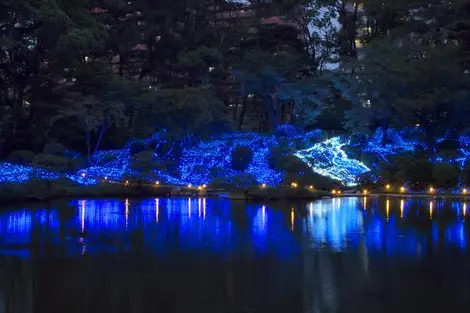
[
  {"xmin": 289, "ymin": 0, "xmax": 339, "ymax": 75},
  {"xmin": 60, "ymin": 91, "xmax": 127, "ymax": 155},
  {"xmin": 335, "ymin": 0, "xmax": 470, "ymax": 152},
  {"xmin": 0, "ymin": 0, "xmax": 106, "ymax": 152},
  {"xmin": 130, "ymin": 150, "xmax": 165, "ymax": 184},
  {"xmin": 233, "ymin": 50, "xmax": 327, "ymax": 131},
  {"xmin": 138, "ymin": 85, "xmax": 226, "ymax": 135}
]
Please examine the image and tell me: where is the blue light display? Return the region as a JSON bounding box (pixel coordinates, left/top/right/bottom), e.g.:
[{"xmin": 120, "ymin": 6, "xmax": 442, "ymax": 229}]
[
  {"xmin": 363, "ymin": 127, "xmax": 421, "ymax": 160},
  {"xmin": 295, "ymin": 137, "xmax": 370, "ymax": 186},
  {"xmin": 0, "ymin": 130, "xmax": 370, "ymax": 187},
  {"xmin": 179, "ymin": 132, "xmax": 283, "ymax": 186},
  {"xmin": 3, "ymin": 125, "xmax": 470, "ymax": 188}
]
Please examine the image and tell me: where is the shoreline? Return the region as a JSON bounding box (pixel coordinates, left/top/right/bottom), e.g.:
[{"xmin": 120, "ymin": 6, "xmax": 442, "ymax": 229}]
[{"xmin": 2, "ymin": 180, "xmax": 470, "ymax": 206}]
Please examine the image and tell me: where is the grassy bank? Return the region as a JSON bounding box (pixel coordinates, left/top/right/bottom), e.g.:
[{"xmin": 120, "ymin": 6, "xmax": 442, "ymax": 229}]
[
  {"xmin": 0, "ymin": 180, "xmax": 331, "ymax": 205},
  {"xmin": 0, "ymin": 180, "xmax": 173, "ymax": 204}
]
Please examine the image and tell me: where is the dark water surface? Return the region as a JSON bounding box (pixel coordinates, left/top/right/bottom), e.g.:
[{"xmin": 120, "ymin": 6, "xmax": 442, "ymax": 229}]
[{"xmin": 1, "ymin": 197, "xmax": 469, "ymax": 313}]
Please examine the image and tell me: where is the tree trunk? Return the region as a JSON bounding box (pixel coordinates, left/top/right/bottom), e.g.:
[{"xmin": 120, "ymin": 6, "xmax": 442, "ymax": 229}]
[
  {"xmin": 230, "ymin": 99, "xmax": 236, "ymax": 121},
  {"xmin": 86, "ymin": 131, "xmax": 91, "ymax": 156},
  {"xmin": 119, "ymin": 52, "xmax": 124, "ymax": 77},
  {"xmin": 263, "ymin": 94, "xmax": 278, "ymax": 132},
  {"xmin": 94, "ymin": 125, "xmax": 106, "ymax": 154},
  {"xmin": 422, "ymin": 122, "xmax": 436, "ymax": 155},
  {"xmin": 237, "ymin": 96, "xmax": 248, "ymax": 131}
]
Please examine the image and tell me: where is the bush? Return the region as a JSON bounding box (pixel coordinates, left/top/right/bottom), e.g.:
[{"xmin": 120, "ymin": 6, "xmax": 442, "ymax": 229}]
[
  {"xmin": 463, "ymin": 160, "xmax": 470, "ymax": 185},
  {"xmin": 231, "ymin": 146, "xmax": 253, "ymax": 171},
  {"xmin": 357, "ymin": 172, "xmax": 377, "ymax": 189},
  {"xmin": 304, "ymin": 129, "xmax": 328, "ymax": 145},
  {"xmin": 129, "ymin": 141, "xmax": 146, "ymax": 155},
  {"xmin": 406, "ymin": 158, "xmax": 433, "ymax": 188},
  {"xmin": 432, "ymin": 163, "xmax": 459, "ymax": 188},
  {"xmin": 66, "ymin": 156, "xmax": 87, "ymax": 173},
  {"xmin": 267, "ymin": 146, "xmax": 293, "ymax": 171},
  {"xmin": 232, "ymin": 173, "xmax": 257, "ymax": 188},
  {"xmin": 32, "ymin": 153, "xmax": 68, "ymax": 172},
  {"xmin": 360, "ymin": 152, "xmax": 381, "ymax": 167},
  {"xmin": 208, "ymin": 176, "xmax": 232, "ymax": 189},
  {"xmin": 130, "ymin": 151, "xmax": 165, "ymax": 177},
  {"xmin": 280, "ymin": 155, "xmax": 338, "ymax": 188},
  {"xmin": 94, "ymin": 153, "xmax": 118, "ymax": 166},
  {"xmin": 8, "ymin": 150, "xmax": 36, "ymax": 165},
  {"xmin": 43, "ymin": 142, "xmax": 67, "ymax": 155},
  {"xmin": 389, "ymin": 156, "xmax": 433, "ymax": 188}
]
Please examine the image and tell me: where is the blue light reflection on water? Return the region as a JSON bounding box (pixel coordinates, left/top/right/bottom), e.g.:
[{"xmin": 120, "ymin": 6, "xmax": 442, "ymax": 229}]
[{"xmin": 0, "ymin": 198, "xmax": 468, "ymax": 260}]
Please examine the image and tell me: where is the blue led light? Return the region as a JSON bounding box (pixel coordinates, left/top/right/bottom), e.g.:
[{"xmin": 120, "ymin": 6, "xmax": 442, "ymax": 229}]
[
  {"xmin": 7, "ymin": 127, "xmax": 459, "ymax": 187},
  {"xmin": 295, "ymin": 137, "xmax": 370, "ymax": 186},
  {"xmin": 179, "ymin": 132, "xmax": 283, "ymax": 186}
]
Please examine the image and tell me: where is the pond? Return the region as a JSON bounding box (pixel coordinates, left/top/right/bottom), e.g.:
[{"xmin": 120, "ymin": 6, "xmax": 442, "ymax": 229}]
[{"xmin": 0, "ymin": 197, "xmax": 469, "ymax": 313}]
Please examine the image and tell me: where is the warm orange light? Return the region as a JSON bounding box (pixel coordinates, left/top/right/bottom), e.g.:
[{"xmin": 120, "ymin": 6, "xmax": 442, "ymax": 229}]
[
  {"xmin": 386, "ymin": 199, "xmax": 390, "ymax": 219},
  {"xmin": 463, "ymin": 188, "xmax": 468, "ymax": 195},
  {"xmin": 332, "ymin": 190, "xmax": 337, "ymax": 194},
  {"xmin": 385, "ymin": 184, "xmax": 391, "ymax": 190},
  {"xmin": 400, "ymin": 199, "xmax": 404, "ymax": 218},
  {"xmin": 261, "ymin": 183, "xmax": 267, "ymax": 188},
  {"xmin": 337, "ymin": 190, "xmax": 342, "ymax": 195},
  {"xmin": 291, "ymin": 182, "xmax": 298, "ymax": 188},
  {"xmin": 428, "ymin": 187, "xmax": 435, "ymax": 194},
  {"xmin": 400, "ymin": 186, "xmax": 406, "ymax": 193},
  {"xmin": 155, "ymin": 181, "xmax": 160, "ymax": 185},
  {"xmin": 290, "ymin": 208, "xmax": 295, "ymax": 231},
  {"xmin": 125, "ymin": 180, "xmax": 129, "ymax": 186},
  {"xmin": 362, "ymin": 189, "xmax": 368, "ymax": 195},
  {"xmin": 309, "ymin": 185, "xmax": 314, "ymax": 190}
]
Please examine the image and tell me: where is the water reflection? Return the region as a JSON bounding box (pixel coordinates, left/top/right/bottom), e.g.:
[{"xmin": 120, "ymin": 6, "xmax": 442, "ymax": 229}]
[
  {"xmin": 0, "ymin": 198, "xmax": 469, "ymax": 313},
  {"xmin": 0, "ymin": 198, "xmax": 469, "ymax": 259}
]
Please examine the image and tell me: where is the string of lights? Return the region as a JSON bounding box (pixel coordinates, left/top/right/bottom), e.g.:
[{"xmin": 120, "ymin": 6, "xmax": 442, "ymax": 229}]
[
  {"xmin": 2, "ymin": 127, "xmax": 469, "ymax": 188},
  {"xmin": 295, "ymin": 137, "xmax": 370, "ymax": 186}
]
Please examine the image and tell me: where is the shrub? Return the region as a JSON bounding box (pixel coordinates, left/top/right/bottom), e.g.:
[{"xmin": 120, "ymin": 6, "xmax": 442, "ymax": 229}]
[
  {"xmin": 43, "ymin": 142, "xmax": 67, "ymax": 155},
  {"xmin": 432, "ymin": 163, "xmax": 459, "ymax": 188},
  {"xmin": 129, "ymin": 141, "xmax": 146, "ymax": 155},
  {"xmin": 463, "ymin": 160, "xmax": 470, "ymax": 185},
  {"xmin": 275, "ymin": 124, "xmax": 304, "ymax": 138},
  {"xmin": 66, "ymin": 156, "xmax": 87, "ymax": 173},
  {"xmin": 32, "ymin": 153, "xmax": 68, "ymax": 172},
  {"xmin": 232, "ymin": 173, "xmax": 257, "ymax": 188},
  {"xmin": 360, "ymin": 152, "xmax": 380, "ymax": 167},
  {"xmin": 267, "ymin": 146, "xmax": 293, "ymax": 171},
  {"xmin": 391, "ymin": 156, "xmax": 433, "ymax": 188},
  {"xmin": 303, "ymin": 129, "xmax": 328, "ymax": 146},
  {"xmin": 208, "ymin": 176, "xmax": 231, "ymax": 189},
  {"xmin": 357, "ymin": 172, "xmax": 377, "ymax": 189},
  {"xmin": 8, "ymin": 150, "xmax": 36, "ymax": 165},
  {"xmin": 406, "ymin": 158, "xmax": 433, "ymax": 188},
  {"xmin": 230, "ymin": 146, "xmax": 253, "ymax": 171},
  {"xmin": 94, "ymin": 153, "xmax": 118, "ymax": 166},
  {"xmin": 130, "ymin": 151, "xmax": 165, "ymax": 177},
  {"xmin": 280, "ymin": 155, "xmax": 338, "ymax": 188}
]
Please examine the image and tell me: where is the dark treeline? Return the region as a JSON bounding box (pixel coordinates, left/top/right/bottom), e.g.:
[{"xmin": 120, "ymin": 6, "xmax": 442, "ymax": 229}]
[{"xmin": 1, "ymin": 0, "xmax": 469, "ymax": 157}]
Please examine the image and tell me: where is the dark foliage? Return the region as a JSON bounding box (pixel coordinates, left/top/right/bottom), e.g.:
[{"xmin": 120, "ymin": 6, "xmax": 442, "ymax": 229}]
[{"xmin": 231, "ymin": 146, "xmax": 254, "ymax": 171}]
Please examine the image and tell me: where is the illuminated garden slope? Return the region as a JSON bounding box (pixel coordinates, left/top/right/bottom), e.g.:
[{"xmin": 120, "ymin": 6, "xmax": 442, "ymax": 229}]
[
  {"xmin": 0, "ymin": 129, "xmax": 373, "ymax": 187},
  {"xmin": 179, "ymin": 132, "xmax": 283, "ymax": 186},
  {"xmin": 294, "ymin": 137, "xmax": 370, "ymax": 187}
]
